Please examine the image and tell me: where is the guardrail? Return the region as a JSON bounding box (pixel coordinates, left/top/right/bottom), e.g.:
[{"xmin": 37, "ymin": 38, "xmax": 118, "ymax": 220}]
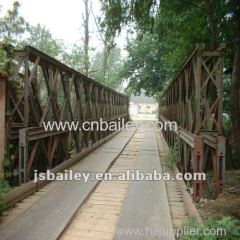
[
  {"xmin": 159, "ymin": 43, "xmax": 225, "ymax": 200},
  {"xmin": 0, "ymin": 45, "xmax": 129, "ymax": 184}
]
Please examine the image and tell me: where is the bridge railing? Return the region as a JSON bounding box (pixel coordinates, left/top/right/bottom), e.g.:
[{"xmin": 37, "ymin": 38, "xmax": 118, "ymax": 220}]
[
  {"xmin": 159, "ymin": 43, "xmax": 225, "ymax": 200},
  {"xmin": 0, "ymin": 45, "xmax": 129, "ymax": 184}
]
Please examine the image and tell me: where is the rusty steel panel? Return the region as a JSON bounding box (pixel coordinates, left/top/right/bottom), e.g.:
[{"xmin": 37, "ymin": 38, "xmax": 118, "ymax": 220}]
[
  {"xmin": 159, "ymin": 43, "xmax": 226, "ymax": 200},
  {"xmin": 2, "ymin": 45, "xmax": 129, "ymax": 184}
]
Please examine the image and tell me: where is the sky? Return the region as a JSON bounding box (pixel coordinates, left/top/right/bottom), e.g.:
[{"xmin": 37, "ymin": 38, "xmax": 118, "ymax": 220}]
[{"xmin": 0, "ymin": 0, "xmax": 127, "ymax": 54}]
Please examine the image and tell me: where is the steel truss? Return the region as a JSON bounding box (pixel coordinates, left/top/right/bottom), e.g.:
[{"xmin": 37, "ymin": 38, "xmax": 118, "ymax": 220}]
[
  {"xmin": 159, "ymin": 43, "xmax": 225, "ymax": 200},
  {"xmin": 0, "ymin": 46, "xmax": 129, "ymax": 184}
]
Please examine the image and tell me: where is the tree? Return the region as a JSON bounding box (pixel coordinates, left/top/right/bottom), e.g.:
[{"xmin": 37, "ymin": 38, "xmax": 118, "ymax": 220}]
[
  {"xmin": 101, "ymin": 0, "xmax": 240, "ymax": 166},
  {"xmin": 91, "ymin": 47, "xmax": 123, "ymax": 89},
  {"xmin": 100, "ymin": 0, "xmax": 157, "ymax": 38},
  {"xmin": 230, "ymin": 1, "xmax": 240, "ymax": 166},
  {"xmin": 83, "ymin": 0, "xmax": 90, "ymax": 76},
  {"xmin": 0, "ymin": 1, "xmax": 28, "ymax": 45},
  {"xmin": 120, "ymin": 34, "xmax": 166, "ymax": 95},
  {"xmin": 26, "ymin": 24, "xmax": 63, "ymax": 59},
  {"xmin": 61, "ymin": 43, "xmax": 85, "ymax": 72},
  {"xmin": 101, "ymin": 0, "xmax": 235, "ymax": 78},
  {"xmin": 91, "ymin": 2, "xmax": 116, "ymax": 85}
]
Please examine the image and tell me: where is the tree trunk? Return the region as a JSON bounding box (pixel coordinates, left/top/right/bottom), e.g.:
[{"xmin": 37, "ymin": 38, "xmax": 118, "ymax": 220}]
[
  {"xmin": 206, "ymin": 0, "xmax": 217, "ymax": 50},
  {"xmin": 91, "ymin": 4, "xmax": 111, "ymax": 86},
  {"xmin": 231, "ymin": 44, "xmax": 240, "ymax": 167},
  {"xmin": 231, "ymin": 2, "xmax": 240, "ymax": 167},
  {"xmin": 103, "ymin": 38, "xmax": 110, "ymax": 85},
  {"xmin": 83, "ymin": 0, "xmax": 90, "ymax": 76}
]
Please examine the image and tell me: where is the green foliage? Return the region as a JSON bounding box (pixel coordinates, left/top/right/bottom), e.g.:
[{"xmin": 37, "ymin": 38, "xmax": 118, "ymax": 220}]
[
  {"xmin": 223, "ymin": 114, "xmax": 232, "ymax": 137},
  {"xmin": 0, "ymin": 176, "xmax": 11, "ymax": 216},
  {"xmin": 25, "ymin": 24, "xmax": 64, "ymax": 59},
  {"xmin": 0, "ymin": 2, "xmax": 27, "ymax": 92},
  {"xmin": 61, "ymin": 43, "xmax": 85, "ymax": 72},
  {"xmin": 1, "ymin": 2, "xmax": 86, "ymax": 76},
  {"xmin": 0, "ymin": 197, "xmax": 4, "ymax": 215},
  {"xmin": 164, "ymin": 139, "xmax": 179, "ymax": 169},
  {"xmin": 181, "ymin": 217, "xmax": 240, "ymax": 240},
  {"xmin": 0, "ymin": 1, "xmax": 28, "ymax": 44},
  {"xmin": 0, "ymin": 42, "xmax": 22, "ymax": 94},
  {"xmin": 223, "ymin": 76, "xmax": 232, "ymax": 115},
  {"xmin": 0, "ymin": 43, "xmax": 8, "ymax": 73},
  {"xmin": 91, "ymin": 47, "xmax": 124, "ymax": 89},
  {"xmin": 121, "ymin": 33, "xmax": 168, "ymax": 96},
  {"xmin": 164, "ymin": 147, "xmax": 177, "ymax": 169},
  {"xmin": 100, "ymin": 0, "xmax": 158, "ymax": 38},
  {"xmin": 4, "ymin": 142, "xmax": 18, "ymax": 180},
  {"xmin": 101, "ymin": 0, "xmax": 237, "ymax": 96},
  {"xmin": 69, "ymin": 138, "xmax": 76, "ymax": 151}
]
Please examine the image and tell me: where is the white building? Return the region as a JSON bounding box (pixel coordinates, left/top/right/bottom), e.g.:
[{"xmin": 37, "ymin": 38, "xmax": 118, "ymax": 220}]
[{"xmin": 129, "ymin": 94, "xmax": 158, "ymax": 120}]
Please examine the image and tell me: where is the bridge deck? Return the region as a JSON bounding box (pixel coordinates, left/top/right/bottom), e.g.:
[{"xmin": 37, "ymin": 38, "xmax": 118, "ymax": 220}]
[
  {"xmin": 113, "ymin": 127, "xmax": 174, "ymax": 240},
  {"xmin": 0, "ymin": 122, "xmax": 184, "ymax": 240}
]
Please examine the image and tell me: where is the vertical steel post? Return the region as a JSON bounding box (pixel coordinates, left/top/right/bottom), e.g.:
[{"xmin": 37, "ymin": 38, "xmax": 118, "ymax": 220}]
[
  {"xmin": 0, "ymin": 74, "xmax": 6, "ymax": 174},
  {"xmin": 195, "ymin": 44, "xmax": 203, "ymax": 133},
  {"xmin": 19, "ymin": 50, "xmax": 29, "ymax": 183},
  {"xmin": 216, "ymin": 135, "xmax": 226, "ymax": 187},
  {"xmin": 217, "ymin": 55, "xmax": 224, "ymax": 131},
  {"xmin": 24, "ymin": 52, "xmax": 29, "ymax": 128},
  {"xmin": 193, "ymin": 136, "xmax": 204, "ymax": 200},
  {"xmin": 19, "ymin": 129, "xmax": 28, "ymax": 183}
]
